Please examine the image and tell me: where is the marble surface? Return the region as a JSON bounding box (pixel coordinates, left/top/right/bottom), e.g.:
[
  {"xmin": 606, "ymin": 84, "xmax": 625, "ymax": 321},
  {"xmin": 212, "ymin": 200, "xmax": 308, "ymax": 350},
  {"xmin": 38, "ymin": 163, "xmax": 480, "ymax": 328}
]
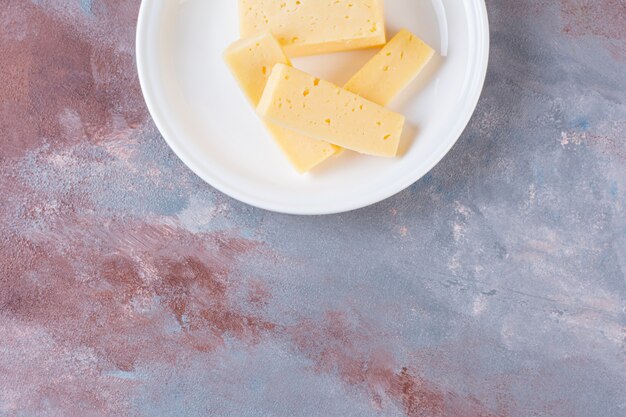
[{"xmin": 0, "ymin": 1, "xmax": 624, "ymax": 416}]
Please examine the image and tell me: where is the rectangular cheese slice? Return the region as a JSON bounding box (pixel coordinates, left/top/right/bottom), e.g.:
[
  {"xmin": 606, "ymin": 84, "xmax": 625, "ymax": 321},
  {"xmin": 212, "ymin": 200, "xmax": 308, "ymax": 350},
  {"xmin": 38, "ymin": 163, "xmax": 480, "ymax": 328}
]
[
  {"xmin": 239, "ymin": 0, "xmax": 386, "ymax": 57},
  {"xmin": 257, "ymin": 64, "xmax": 405, "ymax": 157},
  {"xmin": 344, "ymin": 29, "xmax": 435, "ymax": 105},
  {"xmin": 224, "ymin": 34, "xmax": 339, "ymax": 173},
  {"xmin": 224, "ymin": 34, "xmax": 290, "ymax": 105}
]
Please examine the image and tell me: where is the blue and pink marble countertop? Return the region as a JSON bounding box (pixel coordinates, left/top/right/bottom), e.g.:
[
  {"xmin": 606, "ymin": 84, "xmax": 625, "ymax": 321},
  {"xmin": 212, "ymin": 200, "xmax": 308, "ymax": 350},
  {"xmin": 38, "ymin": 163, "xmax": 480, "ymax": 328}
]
[{"xmin": 0, "ymin": 1, "xmax": 624, "ymax": 416}]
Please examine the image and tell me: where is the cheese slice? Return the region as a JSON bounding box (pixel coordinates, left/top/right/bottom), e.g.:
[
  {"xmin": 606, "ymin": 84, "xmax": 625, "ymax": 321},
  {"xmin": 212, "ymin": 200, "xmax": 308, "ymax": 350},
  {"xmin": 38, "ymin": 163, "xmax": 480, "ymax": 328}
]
[
  {"xmin": 345, "ymin": 29, "xmax": 435, "ymax": 105},
  {"xmin": 224, "ymin": 34, "xmax": 339, "ymax": 173},
  {"xmin": 258, "ymin": 64, "xmax": 405, "ymax": 157},
  {"xmin": 239, "ymin": 0, "xmax": 386, "ymax": 57}
]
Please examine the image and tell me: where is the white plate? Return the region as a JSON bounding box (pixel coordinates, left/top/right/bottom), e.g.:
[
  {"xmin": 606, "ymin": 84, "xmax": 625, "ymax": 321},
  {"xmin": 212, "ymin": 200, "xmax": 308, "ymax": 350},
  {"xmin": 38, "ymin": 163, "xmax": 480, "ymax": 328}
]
[{"xmin": 136, "ymin": 0, "xmax": 489, "ymax": 215}]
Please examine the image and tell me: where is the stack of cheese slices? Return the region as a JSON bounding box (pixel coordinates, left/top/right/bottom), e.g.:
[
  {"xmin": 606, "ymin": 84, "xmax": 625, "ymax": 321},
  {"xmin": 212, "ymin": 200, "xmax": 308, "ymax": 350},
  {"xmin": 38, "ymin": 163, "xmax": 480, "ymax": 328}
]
[{"xmin": 224, "ymin": 0, "xmax": 435, "ymax": 173}]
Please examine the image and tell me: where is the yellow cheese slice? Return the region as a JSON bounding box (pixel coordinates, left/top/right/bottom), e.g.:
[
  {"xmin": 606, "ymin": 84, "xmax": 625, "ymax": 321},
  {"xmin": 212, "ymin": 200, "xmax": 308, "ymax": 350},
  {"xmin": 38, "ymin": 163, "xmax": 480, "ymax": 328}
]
[
  {"xmin": 257, "ymin": 64, "xmax": 405, "ymax": 157},
  {"xmin": 344, "ymin": 29, "xmax": 436, "ymax": 105},
  {"xmin": 239, "ymin": 0, "xmax": 386, "ymax": 57},
  {"xmin": 224, "ymin": 34, "xmax": 339, "ymax": 173}
]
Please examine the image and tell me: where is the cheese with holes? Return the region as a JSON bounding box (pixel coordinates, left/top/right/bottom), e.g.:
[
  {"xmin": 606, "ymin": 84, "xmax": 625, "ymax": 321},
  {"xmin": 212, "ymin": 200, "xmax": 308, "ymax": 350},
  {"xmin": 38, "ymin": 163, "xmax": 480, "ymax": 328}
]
[
  {"xmin": 239, "ymin": 0, "xmax": 386, "ymax": 57},
  {"xmin": 257, "ymin": 64, "xmax": 405, "ymax": 157},
  {"xmin": 345, "ymin": 29, "xmax": 435, "ymax": 105},
  {"xmin": 224, "ymin": 34, "xmax": 339, "ymax": 172}
]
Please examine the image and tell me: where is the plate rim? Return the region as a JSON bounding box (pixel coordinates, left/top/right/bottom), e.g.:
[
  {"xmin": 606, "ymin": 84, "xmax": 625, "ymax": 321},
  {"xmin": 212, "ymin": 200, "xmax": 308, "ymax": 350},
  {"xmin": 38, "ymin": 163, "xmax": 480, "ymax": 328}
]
[{"xmin": 136, "ymin": 0, "xmax": 490, "ymax": 215}]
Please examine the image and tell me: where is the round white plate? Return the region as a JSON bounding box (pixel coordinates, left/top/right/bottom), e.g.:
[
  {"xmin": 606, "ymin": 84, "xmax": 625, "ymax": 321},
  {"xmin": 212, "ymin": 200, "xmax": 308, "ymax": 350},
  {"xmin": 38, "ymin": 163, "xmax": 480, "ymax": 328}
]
[{"xmin": 136, "ymin": 0, "xmax": 489, "ymax": 215}]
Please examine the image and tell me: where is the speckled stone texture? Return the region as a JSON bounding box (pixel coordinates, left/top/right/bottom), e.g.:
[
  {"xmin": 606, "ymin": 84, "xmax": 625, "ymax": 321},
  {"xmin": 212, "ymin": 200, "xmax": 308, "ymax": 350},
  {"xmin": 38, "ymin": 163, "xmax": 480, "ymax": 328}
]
[{"xmin": 0, "ymin": 1, "xmax": 624, "ymax": 416}]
